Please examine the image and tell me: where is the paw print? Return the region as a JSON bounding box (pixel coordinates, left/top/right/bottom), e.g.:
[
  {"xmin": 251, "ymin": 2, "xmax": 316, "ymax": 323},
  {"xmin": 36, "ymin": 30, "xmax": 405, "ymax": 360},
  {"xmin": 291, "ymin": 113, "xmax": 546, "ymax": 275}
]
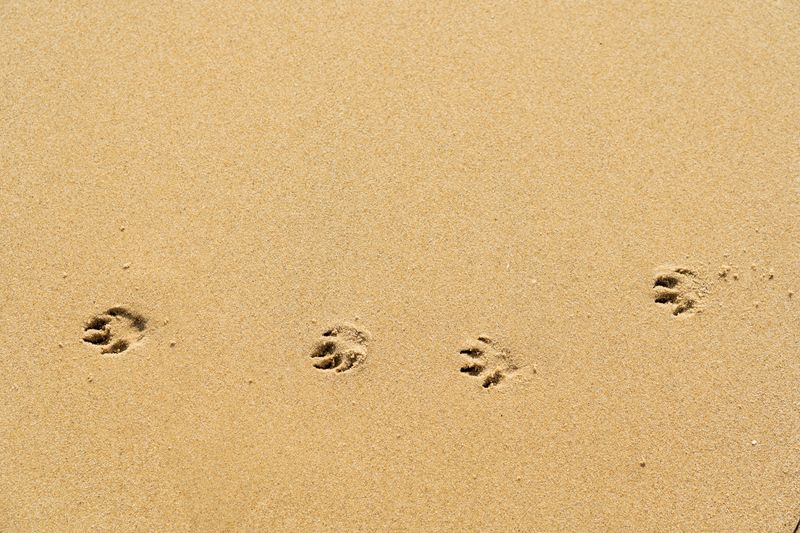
[
  {"xmin": 653, "ymin": 267, "xmax": 706, "ymax": 316},
  {"xmin": 83, "ymin": 306, "xmax": 147, "ymax": 354},
  {"xmin": 459, "ymin": 336, "xmax": 517, "ymax": 388},
  {"xmin": 310, "ymin": 324, "xmax": 370, "ymax": 373}
]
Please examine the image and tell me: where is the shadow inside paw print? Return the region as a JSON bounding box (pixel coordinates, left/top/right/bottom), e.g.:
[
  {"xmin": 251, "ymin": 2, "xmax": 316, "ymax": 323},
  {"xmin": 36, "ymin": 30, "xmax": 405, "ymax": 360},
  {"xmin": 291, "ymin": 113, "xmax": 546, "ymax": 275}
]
[
  {"xmin": 459, "ymin": 336, "xmax": 517, "ymax": 388},
  {"xmin": 310, "ymin": 324, "xmax": 370, "ymax": 373},
  {"xmin": 83, "ymin": 306, "xmax": 147, "ymax": 354},
  {"xmin": 653, "ymin": 266, "xmax": 706, "ymax": 316}
]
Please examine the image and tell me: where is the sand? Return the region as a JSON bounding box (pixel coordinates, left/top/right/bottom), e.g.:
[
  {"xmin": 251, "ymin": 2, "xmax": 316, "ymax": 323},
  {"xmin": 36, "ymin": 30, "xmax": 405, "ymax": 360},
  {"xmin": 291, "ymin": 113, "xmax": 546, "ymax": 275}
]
[{"xmin": 1, "ymin": 2, "xmax": 798, "ymax": 531}]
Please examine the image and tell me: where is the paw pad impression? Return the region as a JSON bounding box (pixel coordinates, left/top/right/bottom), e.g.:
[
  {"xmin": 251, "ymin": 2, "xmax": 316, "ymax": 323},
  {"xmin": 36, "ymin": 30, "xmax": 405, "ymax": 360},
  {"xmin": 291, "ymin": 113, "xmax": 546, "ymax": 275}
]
[
  {"xmin": 310, "ymin": 324, "xmax": 370, "ymax": 373},
  {"xmin": 459, "ymin": 336, "xmax": 517, "ymax": 388},
  {"xmin": 653, "ymin": 267, "xmax": 707, "ymax": 316},
  {"xmin": 83, "ymin": 306, "xmax": 147, "ymax": 354}
]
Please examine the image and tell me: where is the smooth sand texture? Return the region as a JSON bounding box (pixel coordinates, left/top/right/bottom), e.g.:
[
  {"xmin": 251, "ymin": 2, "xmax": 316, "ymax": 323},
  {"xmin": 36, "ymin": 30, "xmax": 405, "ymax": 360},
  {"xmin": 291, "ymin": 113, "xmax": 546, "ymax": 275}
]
[{"xmin": 1, "ymin": 2, "xmax": 798, "ymax": 531}]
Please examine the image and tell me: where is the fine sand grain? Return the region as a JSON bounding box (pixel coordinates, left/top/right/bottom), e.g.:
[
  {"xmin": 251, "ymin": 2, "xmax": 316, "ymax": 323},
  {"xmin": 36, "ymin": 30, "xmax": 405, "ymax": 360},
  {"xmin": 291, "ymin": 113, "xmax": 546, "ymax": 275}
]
[{"xmin": 1, "ymin": 2, "xmax": 798, "ymax": 531}]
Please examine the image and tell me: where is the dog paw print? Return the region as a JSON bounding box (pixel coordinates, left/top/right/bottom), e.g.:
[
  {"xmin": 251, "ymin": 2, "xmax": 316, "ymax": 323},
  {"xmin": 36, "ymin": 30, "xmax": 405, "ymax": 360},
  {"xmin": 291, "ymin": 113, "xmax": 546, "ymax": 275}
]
[
  {"xmin": 459, "ymin": 336, "xmax": 517, "ymax": 388},
  {"xmin": 82, "ymin": 306, "xmax": 147, "ymax": 354},
  {"xmin": 310, "ymin": 324, "xmax": 370, "ymax": 373},
  {"xmin": 653, "ymin": 267, "xmax": 707, "ymax": 316}
]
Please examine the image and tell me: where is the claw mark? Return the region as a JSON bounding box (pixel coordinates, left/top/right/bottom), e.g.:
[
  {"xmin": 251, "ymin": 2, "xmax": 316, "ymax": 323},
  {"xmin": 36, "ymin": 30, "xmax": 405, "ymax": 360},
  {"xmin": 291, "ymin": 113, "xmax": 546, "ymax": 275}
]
[
  {"xmin": 310, "ymin": 324, "xmax": 369, "ymax": 373},
  {"xmin": 103, "ymin": 339, "xmax": 130, "ymax": 354},
  {"xmin": 311, "ymin": 340, "xmax": 337, "ymax": 358},
  {"xmin": 107, "ymin": 306, "xmax": 147, "ymax": 331},
  {"xmin": 458, "ymin": 336, "xmax": 517, "ymax": 388},
  {"xmin": 653, "ymin": 266, "xmax": 707, "ymax": 316},
  {"xmin": 460, "ymin": 363, "xmax": 484, "ymax": 376},
  {"xmin": 654, "ymin": 291, "xmax": 678, "ymax": 304},
  {"xmin": 653, "ymin": 275, "xmax": 679, "ymax": 289},
  {"xmin": 459, "ymin": 347, "xmax": 482, "ymax": 358},
  {"xmin": 83, "ymin": 328, "xmax": 112, "ymax": 345},
  {"xmin": 85, "ymin": 315, "xmax": 111, "ymax": 331},
  {"xmin": 82, "ymin": 307, "xmax": 147, "ymax": 354},
  {"xmin": 482, "ymin": 369, "xmax": 505, "ymax": 388}
]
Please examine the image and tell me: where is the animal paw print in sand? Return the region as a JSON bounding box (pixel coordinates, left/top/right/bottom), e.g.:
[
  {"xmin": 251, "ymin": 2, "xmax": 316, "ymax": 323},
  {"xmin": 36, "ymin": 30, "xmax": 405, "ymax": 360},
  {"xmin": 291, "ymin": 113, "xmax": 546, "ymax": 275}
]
[
  {"xmin": 310, "ymin": 324, "xmax": 370, "ymax": 373},
  {"xmin": 459, "ymin": 336, "xmax": 517, "ymax": 388},
  {"xmin": 653, "ymin": 267, "xmax": 707, "ymax": 316},
  {"xmin": 82, "ymin": 306, "xmax": 147, "ymax": 354}
]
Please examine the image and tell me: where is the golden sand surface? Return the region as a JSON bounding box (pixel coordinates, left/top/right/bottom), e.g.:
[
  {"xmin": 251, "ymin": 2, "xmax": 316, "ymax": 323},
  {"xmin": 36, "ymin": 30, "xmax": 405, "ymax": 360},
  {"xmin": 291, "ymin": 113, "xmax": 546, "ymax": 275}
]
[{"xmin": 1, "ymin": 2, "xmax": 798, "ymax": 531}]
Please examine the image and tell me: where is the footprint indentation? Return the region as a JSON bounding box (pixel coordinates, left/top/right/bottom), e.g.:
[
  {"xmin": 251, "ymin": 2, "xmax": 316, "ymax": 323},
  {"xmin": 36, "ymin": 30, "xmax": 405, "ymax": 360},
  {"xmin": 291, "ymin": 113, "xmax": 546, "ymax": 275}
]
[
  {"xmin": 310, "ymin": 324, "xmax": 369, "ymax": 373},
  {"xmin": 652, "ymin": 267, "xmax": 706, "ymax": 316},
  {"xmin": 82, "ymin": 306, "xmax": 147, "ymax": 354},
  {"xmin": 458, "ymin": 336, "xmax": 517, "ymax": 388}
]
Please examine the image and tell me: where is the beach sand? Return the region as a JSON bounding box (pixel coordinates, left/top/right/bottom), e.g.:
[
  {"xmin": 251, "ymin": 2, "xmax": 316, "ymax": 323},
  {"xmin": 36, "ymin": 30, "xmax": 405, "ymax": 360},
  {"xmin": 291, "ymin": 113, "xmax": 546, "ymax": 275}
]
[{"xmin": 1, "ymin": 2, "xmax": 798, "ymax": 531}]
